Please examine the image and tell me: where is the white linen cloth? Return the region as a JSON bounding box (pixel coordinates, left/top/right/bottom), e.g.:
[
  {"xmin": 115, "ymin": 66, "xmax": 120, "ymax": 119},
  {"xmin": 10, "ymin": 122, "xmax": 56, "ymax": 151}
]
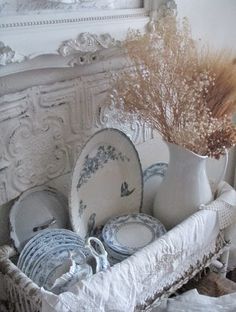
[
  {"xmin": 200, "ymin": 181, "xmax": 236, "ymax": 271},
  {"xmin": 42, "ymin": 210, "xmax": 220, "ymax": 312},
  {"xmin": 148, "ymin": 289, "xmax": 236, "ymax": 312}
]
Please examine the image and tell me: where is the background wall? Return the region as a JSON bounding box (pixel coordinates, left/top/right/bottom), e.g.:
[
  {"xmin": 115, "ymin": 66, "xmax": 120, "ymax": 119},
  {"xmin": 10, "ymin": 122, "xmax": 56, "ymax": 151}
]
[{"xmin": 175, "ymin": 0, "xmax": 236, "ymax": 51}]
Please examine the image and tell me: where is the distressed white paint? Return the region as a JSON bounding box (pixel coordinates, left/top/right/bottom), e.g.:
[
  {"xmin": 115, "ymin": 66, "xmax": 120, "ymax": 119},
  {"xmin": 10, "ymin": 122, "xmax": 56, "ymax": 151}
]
[
  {"xmin": 0, "ymin": 1, "xmax": 175, "ymax": 247},
  {"xmin": 0, "ymin": 73, "xmax": 155, "ymax": 207},
  {"xmin": 0, "ymin": 0, "xmax": 143, "ymax": 15}
]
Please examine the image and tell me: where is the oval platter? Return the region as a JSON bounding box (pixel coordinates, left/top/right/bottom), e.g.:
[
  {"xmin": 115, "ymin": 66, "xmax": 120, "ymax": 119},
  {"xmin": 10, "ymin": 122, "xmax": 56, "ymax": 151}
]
[{"xmin": 70, "ymin": 128, "xmax": 143, "ymax": 239}]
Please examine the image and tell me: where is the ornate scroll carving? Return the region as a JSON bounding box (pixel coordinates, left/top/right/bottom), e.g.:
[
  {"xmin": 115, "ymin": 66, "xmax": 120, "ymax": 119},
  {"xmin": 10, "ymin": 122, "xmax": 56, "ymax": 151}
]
[
  {"xmin": 7, "ymin": 117, "xmax": 69, "ymax": 192},
  {"xmin": 0, "ymin": 70, "xmax": 152, "ymax": 205},
  {"xmin": 158, "ymin": 0, "xmax": 177, "ymax": 18},
  {"xmin": 0, "ymin": 42, "xmax": 24, "ymax": 66},
  {"xmin": 148, "ymin": 0, "xmax": 177, "ymax": 32},
  {"xmin": 82, "ymin": 73, "xmax": 154, "ymax": 145},
  {"xmin": 58, "ymin": 33, "xmax": 121, "ymax": 66},
  {"xmin": 59, "ymin": 33, "xmax": 119, "ymax": 56}
]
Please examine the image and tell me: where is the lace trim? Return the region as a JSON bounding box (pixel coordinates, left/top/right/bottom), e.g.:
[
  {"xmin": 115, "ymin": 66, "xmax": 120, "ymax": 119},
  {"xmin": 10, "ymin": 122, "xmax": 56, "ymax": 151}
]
[
  {"xmin": 200, "ymin": 199, "xmax": 236, "ymax": 229},
  {"xmin": 135, "ymin": 233, "xmax": 227, "ymax": 310}
]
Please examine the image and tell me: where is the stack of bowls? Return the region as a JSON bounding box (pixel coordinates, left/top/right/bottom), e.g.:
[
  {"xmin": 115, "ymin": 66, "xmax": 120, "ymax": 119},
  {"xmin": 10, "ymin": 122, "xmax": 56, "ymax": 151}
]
[{"xmin": 17, "ymin": 229, "xmax": 89, "ymax": 290}]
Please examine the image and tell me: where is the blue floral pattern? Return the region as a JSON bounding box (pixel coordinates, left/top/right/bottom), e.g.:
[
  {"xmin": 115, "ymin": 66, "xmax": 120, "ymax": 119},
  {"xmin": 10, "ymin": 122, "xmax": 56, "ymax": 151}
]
[
  {"xmin": 102, "ymin": 213, "xmax": 167, "ymax": 255},
  {"xmin": 78, "ymin": 200, "xmax": 87, "ymax": 217},
  {"xmin": 86, "ymin": 213, "xmax": 96, "ymax": 238},
  {"xmin": 143, "ymin": 162, "xmax": 168, "ymax": 183},
  {"xmin": 77, "ymin": 145, "xmax": 130, "ymax": 189}
]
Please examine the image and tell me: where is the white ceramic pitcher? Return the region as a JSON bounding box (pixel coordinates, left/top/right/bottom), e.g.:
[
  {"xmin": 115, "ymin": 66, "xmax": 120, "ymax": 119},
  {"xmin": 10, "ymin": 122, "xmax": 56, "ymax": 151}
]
[{"xmin": 153, "ymin": 142, "xmax": 228, "ymax": 230}]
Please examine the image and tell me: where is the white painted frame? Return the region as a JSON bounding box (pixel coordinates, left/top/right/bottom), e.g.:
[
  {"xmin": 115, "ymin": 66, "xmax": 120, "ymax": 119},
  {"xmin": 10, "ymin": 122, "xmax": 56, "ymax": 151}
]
[{"xmin": 0, "ymin": 1, "xmax": 151, "ymax": 76}]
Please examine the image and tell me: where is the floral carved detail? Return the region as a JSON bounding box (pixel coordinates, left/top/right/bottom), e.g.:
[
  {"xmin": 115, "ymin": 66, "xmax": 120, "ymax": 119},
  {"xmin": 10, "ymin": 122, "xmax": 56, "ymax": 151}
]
[
  {"xmin": 148, "ymin": 0, "xmax": 177, "ymax": 32},
  {"xmin": 77, "ymin": 145, "xmax": 129, "ymax": 189},
  {"xmin": 58, "ymin": 33, "xmax": 121, "ymax": 65},
  {"xmin": 0, "ymin": 41, "xmax": 25, "ymax": 66},
  {"xmin": 7, "ymin": 117, "xmax": 69, "ymax": 191},
  {"xmin": 98, "ymin": 101, "xmax": 154, "ymax": 144},
  {"xmin": 0, "ymin": 41, "xmax": 26, "ymax": 66},
  {"xmin": 0, "ymin": 41, "xmax": 14, "ymax": 65},
  {"xmin": 158, "ymin": 0, "xmax": 177, "ymax": 17}
]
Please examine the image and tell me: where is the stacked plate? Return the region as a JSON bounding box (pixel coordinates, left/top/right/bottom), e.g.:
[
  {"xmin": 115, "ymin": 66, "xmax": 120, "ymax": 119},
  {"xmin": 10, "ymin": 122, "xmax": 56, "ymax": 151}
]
[
  {"xmin": 10, "ymin": 186, "xmax": 69, "ymax": 252},
  {"xmin": 17, "ymin": 229, "xmax": 89, "ymax": 290},
  {"xmin": 102, "ymin": 213, "xmax": 167, "ymax": 262}
]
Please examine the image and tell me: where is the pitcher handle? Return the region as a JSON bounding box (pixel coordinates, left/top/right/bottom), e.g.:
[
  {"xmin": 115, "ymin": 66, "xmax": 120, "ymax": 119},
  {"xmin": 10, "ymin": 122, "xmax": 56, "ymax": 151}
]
[
  {"xmin": 213, "ymin": 149, "xmax": 228, "ymax": 193},
  {"xmin": 86, "ymin": 237, "xmax": 110, "ymax": 273}
]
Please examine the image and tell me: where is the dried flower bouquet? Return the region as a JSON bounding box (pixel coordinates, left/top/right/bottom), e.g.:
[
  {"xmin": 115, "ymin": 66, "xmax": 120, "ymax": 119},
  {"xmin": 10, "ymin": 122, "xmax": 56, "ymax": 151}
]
[{"xmin": 110, "ymin": 15, "xmax": 236, "ymax": 159}]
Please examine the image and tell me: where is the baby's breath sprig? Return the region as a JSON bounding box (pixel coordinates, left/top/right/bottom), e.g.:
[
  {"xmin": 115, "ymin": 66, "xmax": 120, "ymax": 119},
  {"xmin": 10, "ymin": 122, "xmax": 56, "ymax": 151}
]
[{"xmin": 110, "ymin": 15, "xmax": 236, "ymax": 159}]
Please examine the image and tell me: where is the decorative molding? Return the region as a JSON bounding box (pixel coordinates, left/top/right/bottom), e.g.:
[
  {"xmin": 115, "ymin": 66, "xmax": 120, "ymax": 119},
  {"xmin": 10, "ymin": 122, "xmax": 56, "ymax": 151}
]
[
  {"xmin": 0, "ymin": 0, "xmax": 169, "ymax": 204},
  {"xmin": 59, "ymin": 33, "xmax": 120, "ymax": 56},
  {"xmin": 58, "ymin": 32, "xmax": 121, "ymax": 66},
  {"xmin": 148, "ymin": 0, "xmax": 177, "ymax": 32},
  {"xmin": 0, "ymin": 73, "xmax": 152, "ymax": 205},
  {"xmin": 0, "ymin": 42, "xmax": 25, "ymax": 66},
  {"xmin": 0, "ymin": 10, "xmax": 148, "ymax": 29},
  {"xmin": 0, "ymin": 7, "xmax": 149, "ymax": 74},
  {"xmin": 0, "ymin": 0, "xmax": 143, "ymax": 16},
  {"xmin": 0, "ymin": 33, "xmax": 121, "ymax": 68},
  {"xmin": 158, "ymin": 0, "xmax": 177, "ymax": 18},
  {"xmin": 97, "ymin": 94, "xmax": 153, "ymax": 144}
]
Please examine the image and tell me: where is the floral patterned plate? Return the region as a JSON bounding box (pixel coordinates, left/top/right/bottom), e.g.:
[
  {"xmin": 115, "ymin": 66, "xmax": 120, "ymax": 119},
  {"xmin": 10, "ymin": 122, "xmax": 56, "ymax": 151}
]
[
  {"xmin": 70, "ymin": 128, "xmax": 143, "ymax": 239},
  {"xmin": 10, "ymin": 186, "xmax": 68, "ymax": 252},
  {"xmin": 102, "ymin": 213, "xmax": 166, "ymax": 255},
  {"xmin": 30, "ymin": 244, "xmax": 87, "ymax": 289},
  {"xmin": 18, "ymin": 229, "xmax": 85, "ymax": 277}
]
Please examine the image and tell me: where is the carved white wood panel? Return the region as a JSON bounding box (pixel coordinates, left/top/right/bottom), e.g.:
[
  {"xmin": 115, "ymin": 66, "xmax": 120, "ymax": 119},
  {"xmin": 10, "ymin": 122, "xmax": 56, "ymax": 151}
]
[
  {"xmin": 0, "ymin": 0, "xmax": 177, "ymax": 206},
  {"xmin": 0, "ymin": 73, "xmax": 152, "ymax": 205}
]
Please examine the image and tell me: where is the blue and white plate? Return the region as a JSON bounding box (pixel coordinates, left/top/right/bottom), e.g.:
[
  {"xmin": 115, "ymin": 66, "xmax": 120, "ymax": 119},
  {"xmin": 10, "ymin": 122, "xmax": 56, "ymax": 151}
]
[
  {"xmin": 30, "ymin": 244, "xmax": 87, "ymax": 289},
  {"xmin": 103, "ymin": 241, "xmax": 128, "ymax": 262},
  {"xmin": 102, "ymin": 213, "xmax": 166, "ymax": 255},
  {"xmin": 70, "ymin": 128, "xmax": 143, "ymax": 239},
  {"xmin": 142, "ymin": 162, "xmax": 168, "ymax": 215},
  {"xmin": 17, "ymin": 229, "xmax": 85, "ymax": 274},
  {"xmin": 10, "ymin": 186, "xmax": 68, "ymax": 252}
]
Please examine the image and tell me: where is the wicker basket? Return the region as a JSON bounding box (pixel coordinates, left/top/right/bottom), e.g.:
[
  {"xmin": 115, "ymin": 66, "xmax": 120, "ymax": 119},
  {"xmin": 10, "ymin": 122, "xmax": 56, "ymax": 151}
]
[{"xmin": 0, "ymin": 231, "xmax": 227, "ymax": 312}]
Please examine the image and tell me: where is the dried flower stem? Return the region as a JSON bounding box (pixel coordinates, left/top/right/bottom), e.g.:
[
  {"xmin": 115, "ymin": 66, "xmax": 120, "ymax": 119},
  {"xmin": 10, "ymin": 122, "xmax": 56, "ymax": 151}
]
[{"xmin": 110, "ymin": 15, "xmax": 236, "ymax": 159}]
